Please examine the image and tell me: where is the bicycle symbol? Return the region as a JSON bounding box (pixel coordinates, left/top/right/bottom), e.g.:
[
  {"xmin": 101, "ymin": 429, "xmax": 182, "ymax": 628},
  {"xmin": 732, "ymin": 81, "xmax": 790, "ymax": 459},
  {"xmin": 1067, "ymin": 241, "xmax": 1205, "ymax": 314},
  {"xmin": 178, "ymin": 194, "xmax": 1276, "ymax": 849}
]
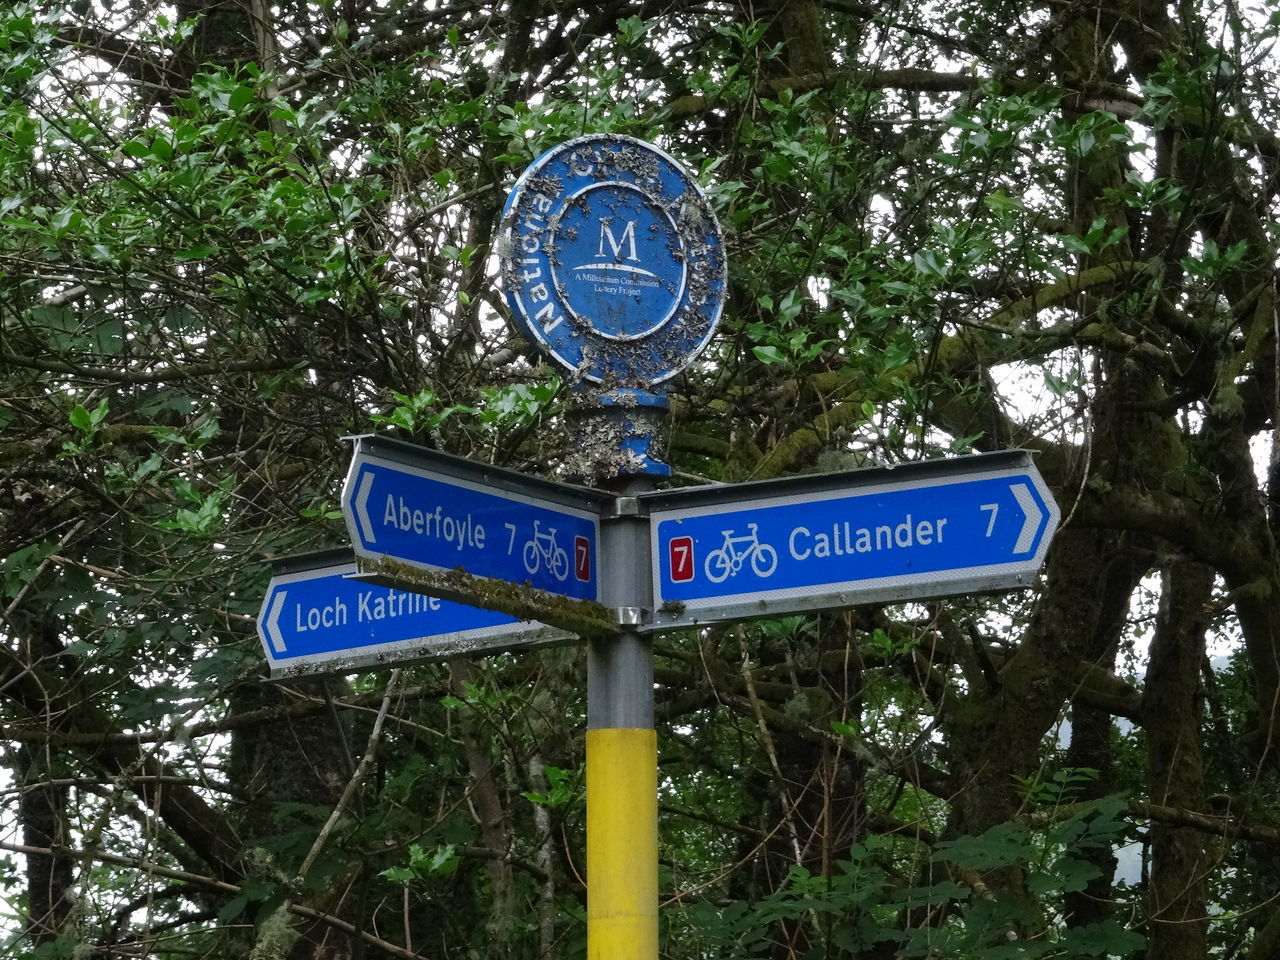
[
  {"xmin": 704, "ymin": 523, "xmax": 778, "ymax": 583},
  {"xmin": 523, "ymin": 520, "xmax": 570, "ymax": 582}
]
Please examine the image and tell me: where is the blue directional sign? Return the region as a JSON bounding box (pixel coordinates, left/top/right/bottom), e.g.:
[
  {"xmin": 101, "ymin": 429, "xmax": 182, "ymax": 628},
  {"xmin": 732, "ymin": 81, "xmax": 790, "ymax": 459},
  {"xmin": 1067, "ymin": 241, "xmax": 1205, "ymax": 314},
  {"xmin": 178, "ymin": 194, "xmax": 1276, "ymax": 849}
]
[
  {"xmin": 256, "ymin": 551, "xmax": 571, "ymax": 678},
  {"xmin": 643, "ymin": 452, "xmax": 1059, "ymax": 628},
  {"xmin": 498, "ymin": 134, "xmax": 727, "ymax": 386},
  {"xmin": 342, "ymin": 436, "xmax": 609, "ymax": 603}
]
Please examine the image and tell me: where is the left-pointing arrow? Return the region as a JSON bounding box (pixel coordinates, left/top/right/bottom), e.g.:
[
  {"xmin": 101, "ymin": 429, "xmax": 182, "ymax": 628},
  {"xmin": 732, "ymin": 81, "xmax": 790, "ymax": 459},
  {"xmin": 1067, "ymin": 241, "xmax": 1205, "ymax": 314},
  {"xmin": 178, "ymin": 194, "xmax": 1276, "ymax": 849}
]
[
  {"xmin": 266, "ymin": 590, "xmax": 288, "ymax": 652},
  {"xmin": 355, "ymin": 469, "xmax": 377, "ymax": 544}
]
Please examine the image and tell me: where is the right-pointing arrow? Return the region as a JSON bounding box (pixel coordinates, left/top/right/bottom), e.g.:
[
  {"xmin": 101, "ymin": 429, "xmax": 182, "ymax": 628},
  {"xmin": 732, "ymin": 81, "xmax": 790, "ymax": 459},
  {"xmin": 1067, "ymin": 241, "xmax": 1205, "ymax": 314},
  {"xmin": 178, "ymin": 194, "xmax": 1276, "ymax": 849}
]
[
  {"xmin": 1010, "ymin": 482, "xmax": 1042, "ymax": 554},
  {"xmin": 266, "ymin": 590, "xmax": 288, "ymax": 653},
  {"xmin": 355, "ymin": 469, "xmax": 377, "ymax": 544}
]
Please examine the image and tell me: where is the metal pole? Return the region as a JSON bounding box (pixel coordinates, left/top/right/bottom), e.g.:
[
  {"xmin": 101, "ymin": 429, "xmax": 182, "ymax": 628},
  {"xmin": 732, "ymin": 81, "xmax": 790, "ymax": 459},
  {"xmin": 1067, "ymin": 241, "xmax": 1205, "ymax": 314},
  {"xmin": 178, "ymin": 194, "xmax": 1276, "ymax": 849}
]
[{"xmin": 587, "ymin": 464, "xmax": 659, "ymax": 960}]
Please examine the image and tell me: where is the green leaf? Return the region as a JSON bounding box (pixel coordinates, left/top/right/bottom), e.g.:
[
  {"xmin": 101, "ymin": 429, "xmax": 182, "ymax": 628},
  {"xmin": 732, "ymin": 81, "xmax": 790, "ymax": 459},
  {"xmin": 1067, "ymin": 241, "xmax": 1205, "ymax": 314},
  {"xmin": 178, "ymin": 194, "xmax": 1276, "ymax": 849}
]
[
  {"xmin": 174, "ymin": 242, "xmax": 218, "ymax": 260},
  {"xmin": 753, "ymin": 345, "xmax": 786, "ymax": 364},
  {"xmin": 617, "ymin": 15, "xmax": 646, "ymax": 45},
  {"xmin": 1030, "ymin": 855, "xmax": 1100, "ymax": 896},
  {"xmin": 228, "ymin": 84, "xmax": 254, "ymax": 111},
  {"xmin": 0, "ymin": 541, "xmax": 59, "ymax": 598},
  {"xmin": 933, "ymin": 822, "xmax": 1030, "ymax": 869},
  {"xmin": 522, "ymin": 765, "xmax": 578, "ymax": 807},
  {"xmin": 218, "ymin": 893, "xmax": 251, "ymax": 922},
  {"xmin": 68, "ymin": 403, "xmax": 91, "ymax": 431},
  {"xmin": 68, "ymin": 398, "xmax": 108, "ymax": 433},
  {"xmin": 425, "ymin": 843, "xmax": 459, "ymax": 875},
  {"xmin": 892, "ymin": 880, "xmax": 968, "ymax": 908},
  {"xmin": 296, "ymin": 287, "xmax": 331, "ymax": 305},
  {"xmin": 912, "ymin": 248, "xmax": 945, "ymax": 278},
  {"xmin": 1064, "ymin": 919, "xmax": 1145, "ymax": 956},
  {"xmin": 983, "ymin": 190, "xmax": 1025, "ymax": 212},
  {"xmin": 378, "ymin": 866, "xmax": 416, "ymax": 884}
]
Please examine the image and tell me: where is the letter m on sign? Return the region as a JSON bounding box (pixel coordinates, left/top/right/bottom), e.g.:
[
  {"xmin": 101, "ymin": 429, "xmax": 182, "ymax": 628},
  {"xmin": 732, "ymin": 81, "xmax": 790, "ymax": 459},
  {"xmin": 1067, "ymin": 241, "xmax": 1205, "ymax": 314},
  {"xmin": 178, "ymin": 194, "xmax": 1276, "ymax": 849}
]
[{"xmin": 598, "ymin": 219, "xmax": 639, "ymax": 262}]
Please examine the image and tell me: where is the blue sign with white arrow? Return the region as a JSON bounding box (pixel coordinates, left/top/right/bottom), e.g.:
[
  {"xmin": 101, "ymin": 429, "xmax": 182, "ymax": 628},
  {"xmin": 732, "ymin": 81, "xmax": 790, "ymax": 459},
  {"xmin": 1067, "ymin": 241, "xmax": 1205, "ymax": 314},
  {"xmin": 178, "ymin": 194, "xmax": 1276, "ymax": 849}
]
[
  {"xmin": 342, "ymin": 436, "xmax": 607, "ymax": 602},
  {"xmin": 257, "ymin": 551, "xmax": 570, "ymax": 678},
  {"xmin": 644, "ymin": 452, "xmax": 1059, "ymax": 628}
]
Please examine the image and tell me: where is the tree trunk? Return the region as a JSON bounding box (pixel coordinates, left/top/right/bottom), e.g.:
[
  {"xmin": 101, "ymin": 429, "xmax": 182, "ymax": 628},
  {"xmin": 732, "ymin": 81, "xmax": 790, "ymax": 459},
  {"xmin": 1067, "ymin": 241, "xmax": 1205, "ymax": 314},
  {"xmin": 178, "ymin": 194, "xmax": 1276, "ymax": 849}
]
[
  {"xmin": 229, "ymin": 676, "xmax": 358, "ymax": 960},
  {"xmin": 945, "ymin": 525, "xmax": 1142, "ymax": 838},
  {"xmin": 449, "ymin": 657, "xmax": 516, "ymax": 952},
  {"xmin": 1144, "ymin": 560, "xmax": 1213, "ymax": 960},
  {"xmin": 1062, "ymin": 693, "xmax": 1118, "ymax": 926},
  {"xmin": 18, "ymin": 744, "xmax": 74, "ymax": 946}
]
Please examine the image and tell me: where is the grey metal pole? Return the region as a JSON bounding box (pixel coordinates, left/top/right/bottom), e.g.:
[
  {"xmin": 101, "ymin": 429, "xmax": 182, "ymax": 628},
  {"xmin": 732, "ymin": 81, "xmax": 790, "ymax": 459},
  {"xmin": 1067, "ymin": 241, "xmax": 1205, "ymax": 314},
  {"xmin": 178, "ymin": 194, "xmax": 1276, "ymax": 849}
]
[{"xmin": 591, "ymin": 477, "xmax": 655, "ymax": 729}]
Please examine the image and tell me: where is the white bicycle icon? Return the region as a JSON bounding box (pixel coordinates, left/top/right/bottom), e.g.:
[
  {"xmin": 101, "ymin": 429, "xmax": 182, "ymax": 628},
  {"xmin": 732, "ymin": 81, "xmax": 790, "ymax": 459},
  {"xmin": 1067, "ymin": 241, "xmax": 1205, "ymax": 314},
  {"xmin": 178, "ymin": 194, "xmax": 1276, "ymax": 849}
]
[
  {"xmin": 704, "ymin": 523, "xmax": 778, "ymax": 583},
  {"xmin": 523, "ymin": 520, "xmax": 570, "ymax": 581}
]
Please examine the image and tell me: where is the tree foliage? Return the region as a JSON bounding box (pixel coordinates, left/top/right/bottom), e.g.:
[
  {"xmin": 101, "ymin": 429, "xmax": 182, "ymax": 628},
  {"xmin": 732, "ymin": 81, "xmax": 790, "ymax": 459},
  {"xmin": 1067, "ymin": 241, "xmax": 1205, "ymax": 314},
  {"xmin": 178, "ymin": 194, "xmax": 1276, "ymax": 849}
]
[{"xmin": 3, "ymin": 0, "xmax": 1280, "ymax": 957}]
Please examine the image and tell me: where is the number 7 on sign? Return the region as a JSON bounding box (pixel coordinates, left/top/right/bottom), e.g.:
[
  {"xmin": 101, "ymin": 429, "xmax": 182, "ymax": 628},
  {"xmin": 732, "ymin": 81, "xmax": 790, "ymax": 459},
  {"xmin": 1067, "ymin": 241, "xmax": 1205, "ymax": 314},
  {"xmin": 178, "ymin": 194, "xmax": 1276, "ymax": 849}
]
[
  {"xmin": 980, "ymin": 503, "xmax": 998, "ymax": 536},
  {"xmin": 669, "ymin": 536, "xmax": 694, "ymax": 582},
  {"xmin": 574, "ymin": 536, "xmax": 591, "ymax": 582}
]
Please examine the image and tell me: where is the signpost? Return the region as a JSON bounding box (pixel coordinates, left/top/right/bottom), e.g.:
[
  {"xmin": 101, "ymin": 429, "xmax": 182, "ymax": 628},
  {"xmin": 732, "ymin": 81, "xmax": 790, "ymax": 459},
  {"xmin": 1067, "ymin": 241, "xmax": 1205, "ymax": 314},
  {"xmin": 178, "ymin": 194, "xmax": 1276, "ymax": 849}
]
[
  {"xmin": 256, "ymin": 136, "xmax": 1064, "ymax": 960},
  {"xmin": 256, "ymin": 550, "xmax": 570, "ymax": 679},
  {"xmin": 497, "ymin": 134, "xmax": 728, "ymax": 960},
  {"xmin": 644, "ymin": 451, "xmax": 1057, "ymax": 629}
]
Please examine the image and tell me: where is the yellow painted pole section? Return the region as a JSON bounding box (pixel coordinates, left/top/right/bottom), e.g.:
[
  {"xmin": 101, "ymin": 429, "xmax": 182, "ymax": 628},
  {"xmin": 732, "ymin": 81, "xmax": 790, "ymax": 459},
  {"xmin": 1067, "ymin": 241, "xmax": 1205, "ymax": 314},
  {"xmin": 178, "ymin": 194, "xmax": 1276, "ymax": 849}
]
[{"xmin": 587, "ymin": 727, "xmax": 658, "ymax": 960}]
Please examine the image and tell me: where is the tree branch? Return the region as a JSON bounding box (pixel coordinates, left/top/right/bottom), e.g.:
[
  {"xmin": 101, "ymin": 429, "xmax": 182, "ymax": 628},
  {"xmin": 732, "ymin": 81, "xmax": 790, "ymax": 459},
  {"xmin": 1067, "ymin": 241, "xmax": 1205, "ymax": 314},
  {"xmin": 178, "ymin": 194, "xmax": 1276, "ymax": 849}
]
[
  {"xmin": 0, "ymin": 841, "xmax": 432, "ymax": 960},
  {"xmin": 1025, "ymin": 802, "xmax": 1280, "ymax": 845},
  {"xmin": 0, "ymin": 351, "xmax": 317, "ymax": 385},
  {"xmin": 0, "ymin": 683, "xmax": 451, "ymax": 747}
]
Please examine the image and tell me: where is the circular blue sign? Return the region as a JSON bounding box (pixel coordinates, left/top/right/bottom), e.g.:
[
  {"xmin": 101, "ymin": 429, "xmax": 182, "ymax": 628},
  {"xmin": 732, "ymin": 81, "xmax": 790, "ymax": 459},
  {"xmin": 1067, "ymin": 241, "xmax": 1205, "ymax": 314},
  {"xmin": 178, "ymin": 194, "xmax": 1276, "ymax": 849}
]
[{"xmin": 498, "ymin": 135, "xmax": 726, "ymax": 387}]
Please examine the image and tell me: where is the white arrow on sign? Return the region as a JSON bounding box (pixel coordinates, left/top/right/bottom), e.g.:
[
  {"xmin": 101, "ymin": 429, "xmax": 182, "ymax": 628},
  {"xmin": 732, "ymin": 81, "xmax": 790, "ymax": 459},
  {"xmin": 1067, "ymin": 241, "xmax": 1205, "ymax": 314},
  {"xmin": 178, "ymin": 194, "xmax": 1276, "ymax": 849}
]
[
  {"xmin": 1011, "ymin": 483, "xmax": 1042, "ymax": 554},
  {"xmin": 355, "ymin": 470, "xmax": 377, "ymax": 544},
  {"xmin": 265, "ymin": 589, "xmax": 288, "ymax": 653}
]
